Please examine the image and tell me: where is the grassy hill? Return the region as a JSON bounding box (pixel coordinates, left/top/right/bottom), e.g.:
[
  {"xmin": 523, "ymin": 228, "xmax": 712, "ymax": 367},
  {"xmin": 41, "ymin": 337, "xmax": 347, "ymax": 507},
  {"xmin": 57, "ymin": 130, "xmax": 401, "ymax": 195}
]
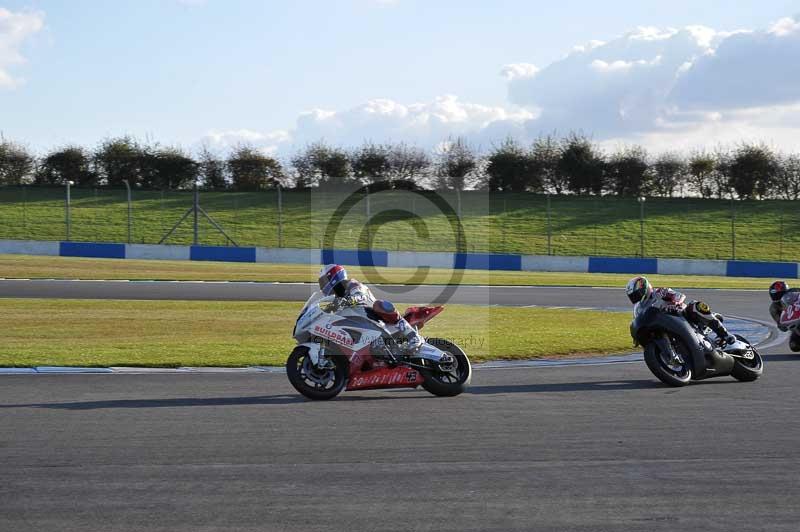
[{"xmin": 1, "ymin": 187, "xmax": 798, "ymax": 261}]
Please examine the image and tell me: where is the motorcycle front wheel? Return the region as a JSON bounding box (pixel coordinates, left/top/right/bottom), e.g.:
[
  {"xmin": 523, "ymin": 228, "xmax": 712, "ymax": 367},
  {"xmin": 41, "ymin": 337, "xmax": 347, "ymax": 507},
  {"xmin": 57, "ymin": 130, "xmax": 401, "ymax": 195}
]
[
  {"xmin": 730, "ymin": 335, "xmax": 763, "ymax": 382},
  {"xmin": 285, "ymin": 346, "xmax": 348, "ymax": 400},
  {"xmin": 417, "ymin": 338, "xmax": 472, "ymax": 397},
  {"xmin": 644, "ymin": 335, "xmax": 693, "ymax": 387}
]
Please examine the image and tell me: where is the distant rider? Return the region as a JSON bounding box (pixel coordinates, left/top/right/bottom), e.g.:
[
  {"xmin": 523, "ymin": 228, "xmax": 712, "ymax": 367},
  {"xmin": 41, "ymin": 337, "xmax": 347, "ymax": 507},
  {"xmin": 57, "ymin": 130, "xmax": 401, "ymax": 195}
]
[
  {"xmin": 767, "ymin": 280, "xmax": 800, "ymax": 352},
  {"xmin": 318, "ymin": 264, "xmax": 424, "ymax": 353},
  {"xmin": 625, "ymin": 276, "xmax": 739, "ymax": 347}
]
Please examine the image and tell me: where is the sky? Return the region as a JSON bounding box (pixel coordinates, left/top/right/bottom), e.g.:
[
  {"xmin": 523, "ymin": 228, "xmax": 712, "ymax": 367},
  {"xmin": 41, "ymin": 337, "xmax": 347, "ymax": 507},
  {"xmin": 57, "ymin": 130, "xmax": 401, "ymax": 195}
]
[{"xmin": 1, "ymin": 0, "xmax": 800, "ymax": 158}]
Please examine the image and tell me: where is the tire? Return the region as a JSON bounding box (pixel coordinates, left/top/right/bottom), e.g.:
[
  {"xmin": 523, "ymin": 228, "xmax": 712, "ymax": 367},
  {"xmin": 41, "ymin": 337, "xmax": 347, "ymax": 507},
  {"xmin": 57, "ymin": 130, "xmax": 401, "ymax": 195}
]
[
  {"xmin": 730, "ymin": 335, "xmax": 763, "ymax": 382},
  {"xmin": 285, "ymin": 346, "xmax": 348, "ymax": 400},
  {"xmin": 418, "ymin": 338, "xmax": 472, "ymax": 397},
  {"xmin": 643, "ymin": 335, "xmax": 693, "ymax": 387},
  {"xmin": 789, "ymin": 331, "xmax": 800, "ymax": 352}
]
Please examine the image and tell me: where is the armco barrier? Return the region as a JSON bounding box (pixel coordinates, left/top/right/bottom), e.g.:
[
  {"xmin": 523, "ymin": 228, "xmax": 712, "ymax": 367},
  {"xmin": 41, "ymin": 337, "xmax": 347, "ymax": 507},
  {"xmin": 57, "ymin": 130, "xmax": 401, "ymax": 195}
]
[
  {"xmin": 59, "ymin": 242, "xmax": 125, "ymax": 259},
  {"xmin": 726, "ymin": 260, "xmax": 798, "ymax": 279},
  {"xmin": 0, "ymin": 239, "xmax": 798, "ymax": 279},
  {"xmin": 321, "ymin": 249, "xmax": 388, "ymax": 267},
  {"xmin": 256, "ymin": 247, "xmax": 320, "ymax": 264},
  {"xmin": 190, "ymin": 245, "xmax": 256, "ymax": 263},
  {"xmin": 387, "ymin": 251, "xmax": 453, "ymax": 269},
  {"xmin": 589, "ymin": 257, "xmax": 658, "ymax": 274},
  {"xmin": 0, "ymin": 240, "xmax": 59, "ymax": 256},
  {"xmin": 127, "ymin": 243, "xmax": 190, "ymax": 261},
  {"xmin": 520, "ymin": 255, "xmax": 589, "ymax": 273},
  {"xmin": 453, "ymin": 253, "xmax": 521, "ymax": 271},
  {"xmin": 657, "ymin": 258, "xmax": 727, "ymax": 276}
]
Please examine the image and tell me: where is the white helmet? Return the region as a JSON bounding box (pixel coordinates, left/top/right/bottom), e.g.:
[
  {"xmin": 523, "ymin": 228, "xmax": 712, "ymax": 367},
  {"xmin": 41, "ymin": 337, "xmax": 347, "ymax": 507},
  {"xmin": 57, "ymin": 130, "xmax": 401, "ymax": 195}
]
[{"xmin": 318, "ymin": 264, "xmax": 347, "ymax": 296}]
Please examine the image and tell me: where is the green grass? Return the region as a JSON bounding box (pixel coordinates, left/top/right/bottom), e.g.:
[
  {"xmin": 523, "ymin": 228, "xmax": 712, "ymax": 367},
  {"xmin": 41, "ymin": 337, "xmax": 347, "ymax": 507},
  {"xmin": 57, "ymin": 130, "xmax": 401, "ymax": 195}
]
[
  {"xmin": 0, "ymin": 299, "xmax": 633, "ymax": 367},
  {"xmin": 0, "ymin": 254, "xmax": 777, "ymax": 289},
  {"xmin": 1, "ymin": 188, "xmax": 799, "ymax": 260}
]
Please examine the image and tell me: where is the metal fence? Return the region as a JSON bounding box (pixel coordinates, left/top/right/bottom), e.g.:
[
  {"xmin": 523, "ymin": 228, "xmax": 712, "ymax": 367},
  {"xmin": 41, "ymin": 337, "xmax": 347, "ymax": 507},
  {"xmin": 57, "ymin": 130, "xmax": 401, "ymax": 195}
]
[{"xmin": 1, "ymin": 185, "xmax": 798, "ymax": 262}]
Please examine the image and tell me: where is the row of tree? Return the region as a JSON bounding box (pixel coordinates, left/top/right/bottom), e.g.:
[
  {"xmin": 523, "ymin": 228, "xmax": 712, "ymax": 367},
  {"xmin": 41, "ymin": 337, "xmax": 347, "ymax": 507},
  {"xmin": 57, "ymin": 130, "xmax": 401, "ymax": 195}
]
[{"xmin": 1, "ymin": 134, "xmax": 799, "ymax": 199}]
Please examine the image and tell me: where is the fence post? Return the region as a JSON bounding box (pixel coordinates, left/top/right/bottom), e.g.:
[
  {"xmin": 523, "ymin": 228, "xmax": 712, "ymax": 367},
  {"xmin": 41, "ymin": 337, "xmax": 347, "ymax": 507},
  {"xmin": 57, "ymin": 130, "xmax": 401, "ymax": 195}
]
[
  {"xmin": 122, "ymin": 179, "xmax": 132, "ymax": 244},
  {"xmin": 593, "ymin": 198, "xmax": 598, "ymax": 256},
  {"xmin": 65, "ymin": 181, "xmax": 73, "ymax": 241},
  {"xmin": 277, "ymin": 184, "xmax": 283, "ymax": 248},
  {"xmin": 22, "ymin": 186, "xmax": 27, "ymax": 236},
  {"xmin": 638, "ymin": 196, "xmax": 646, "ymax": 257},
  {"xmin": 232, "ymin": 195, "xmax": 238, "ymax": 247},
  {"xmin": 193, "ymin": 182, "xmax": 199, "ymax": 245},
  {"xmin": 365, "ymin": 185, "xmax": 371, "ymax": 246},
  {"xmin": 546, "ymin": 193, "xmax": 552, "ymax": 256},
  {"xmin": 730, "ymin": 198, "xmax": 736, "ymax": 260}
]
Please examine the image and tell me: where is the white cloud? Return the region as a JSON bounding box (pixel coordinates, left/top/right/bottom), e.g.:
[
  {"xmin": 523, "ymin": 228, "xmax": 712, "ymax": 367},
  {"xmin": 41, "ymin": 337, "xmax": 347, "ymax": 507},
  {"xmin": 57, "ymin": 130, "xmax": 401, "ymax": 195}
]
[
  {"xmin": 287, "ymin": 94, "xmax": 534, "ymax": 149},
  {"xmin": 201, "ymin": 95, "xmax": 535, "ymax": 156},
  {"xmin": 602, "ymin": 103, "xmax": 800, "ymax": 153},
  {"xmin": 572, "ymin": 39, "xmax": 606, "ymax": 54},
  {"xmin": 202, "ymin": 129, "xmax": 291, "ymax": 155},
  {"xmin": 590, "ymin": 56, "xmax": 661, "ymax": 73},
  {"xmin": 508, "ymin": 24, "xmax": 720, "ymax": 136},
  {"xmin": 0, "ymin": 8, "xmax": 44, "ymax": 89},
  {"xmin": 506, "ymin": 15, "xmax": 800, "ymax": 148},
  {"xmin": 202, "ymin": 15, "xmax": 800, "ymax": 154},
  {"xmin": 671, "ymin": 17, "xmax": 800, "ymax": 111},
  {"xmin": 500, "ymin": 63, "xmax": 539, "ymax": 80},
  {"xmin": 769, "ymin": 16, "xmax": 800, "ymax": 36}
]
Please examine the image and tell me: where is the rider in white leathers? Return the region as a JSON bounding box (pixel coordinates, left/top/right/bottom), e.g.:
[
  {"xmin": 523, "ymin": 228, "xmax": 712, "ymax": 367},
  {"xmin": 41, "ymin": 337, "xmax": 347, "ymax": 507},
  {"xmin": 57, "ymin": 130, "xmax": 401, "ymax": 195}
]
[
  {"xmin": 626, "ymin": 276, "xmax": 741, "ymax": 348},
  {"xmin": 318, "ymin": 264, "xmax": 424, "ymax": 353}
]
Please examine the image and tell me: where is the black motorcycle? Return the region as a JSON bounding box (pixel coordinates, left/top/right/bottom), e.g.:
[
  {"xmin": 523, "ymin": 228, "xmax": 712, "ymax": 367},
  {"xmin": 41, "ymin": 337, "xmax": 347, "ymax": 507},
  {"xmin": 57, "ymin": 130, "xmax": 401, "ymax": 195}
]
[{"xmin": 630, "ymin": 307, "xmax": 764, "ymax": 387}]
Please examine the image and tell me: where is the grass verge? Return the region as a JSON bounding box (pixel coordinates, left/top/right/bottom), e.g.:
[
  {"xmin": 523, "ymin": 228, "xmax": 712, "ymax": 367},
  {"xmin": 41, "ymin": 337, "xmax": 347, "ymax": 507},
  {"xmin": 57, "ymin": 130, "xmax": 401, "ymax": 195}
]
[
  {"xmin": 0, "ymin": 298, "xmax": 633, "ymax": 367},
  {"xmin": 0, "ymin": 254, "xmax": 778, "ymax": 290},
  {"xmin": 1, "ymin": 189, "xmax": 799, "ymax": 261}
]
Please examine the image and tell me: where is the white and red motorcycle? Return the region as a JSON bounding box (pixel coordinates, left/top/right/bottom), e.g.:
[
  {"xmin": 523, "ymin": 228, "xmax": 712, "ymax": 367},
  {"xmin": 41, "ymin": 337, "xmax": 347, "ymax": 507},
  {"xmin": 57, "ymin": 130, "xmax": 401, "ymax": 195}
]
[{"xmin": 287, "ymin": 292, "xmax": 472, "ymax": 400}]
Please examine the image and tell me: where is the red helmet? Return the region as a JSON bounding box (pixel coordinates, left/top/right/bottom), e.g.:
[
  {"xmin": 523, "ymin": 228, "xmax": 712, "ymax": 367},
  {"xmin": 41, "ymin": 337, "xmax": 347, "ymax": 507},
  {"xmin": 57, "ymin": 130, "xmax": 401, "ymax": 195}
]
[{"xmin": 769, "ymin": 280, "xmax": 789, "ymax": 302}]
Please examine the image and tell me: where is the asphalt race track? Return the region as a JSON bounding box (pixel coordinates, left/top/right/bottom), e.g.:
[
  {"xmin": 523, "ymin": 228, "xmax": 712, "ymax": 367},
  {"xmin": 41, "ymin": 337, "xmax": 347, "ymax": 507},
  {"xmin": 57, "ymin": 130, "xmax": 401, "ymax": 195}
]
[{"xmin": 1, "ymin": 280, "xmax": 799, "ymax": 531}]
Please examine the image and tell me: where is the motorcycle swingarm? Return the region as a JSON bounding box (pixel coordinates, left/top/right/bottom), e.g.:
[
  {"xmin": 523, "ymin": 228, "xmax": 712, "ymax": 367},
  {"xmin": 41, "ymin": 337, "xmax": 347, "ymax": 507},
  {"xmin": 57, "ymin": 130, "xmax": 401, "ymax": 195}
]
[
  {"xmin": 390, "ymin": 359, "xmax": 452, "ymax": 376},
  {"xmin": 725, "ymin": 350, "xmax": 755, "ymax": 360}
]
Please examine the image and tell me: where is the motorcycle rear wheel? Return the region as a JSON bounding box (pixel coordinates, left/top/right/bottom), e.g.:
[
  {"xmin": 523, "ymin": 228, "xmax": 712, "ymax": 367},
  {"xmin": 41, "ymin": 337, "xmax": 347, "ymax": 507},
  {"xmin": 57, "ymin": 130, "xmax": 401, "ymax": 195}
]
[
  {"xmin": 644, "ymin": 335, "xmax": 693, "ymax": 387},
  {"xmin": 418, "ymin": 338, "xmax": 472, "ymax": 397},
  {"xmin": 286, "ymin": 346, "xmax": 348, "ymax": 400},
  {"xmin": 730, "ymin": 335, "xmax": 763, "ymax": 382}
]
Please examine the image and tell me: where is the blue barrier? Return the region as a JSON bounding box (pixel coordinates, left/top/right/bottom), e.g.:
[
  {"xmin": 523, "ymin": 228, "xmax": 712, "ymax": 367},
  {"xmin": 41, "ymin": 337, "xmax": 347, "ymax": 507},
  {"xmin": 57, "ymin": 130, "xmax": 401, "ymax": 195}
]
[
  {"xmin": 60, "ymin": 241, "xmax": 125, "ymax": 259},
  {"xmin": 726, "ymin": 260, "xmax": 798, "ymax": 279},
  {"xmin": 321, "ymin": 249, "xmax": 389, "ymax": 267},
  {"xmin": 190, "ymin": 246, "xmax": 256, "ymax": 262},
  {"xmin": 4, "ymin": 239, "xmax": 794, "ymax": 279},
  {"xmin": 588, "ymin": 257, "xmax": 658, "ymax": 274},
  {"xmin": 453, "ymin": 253, "xmax": 522, "ymax": 271}
]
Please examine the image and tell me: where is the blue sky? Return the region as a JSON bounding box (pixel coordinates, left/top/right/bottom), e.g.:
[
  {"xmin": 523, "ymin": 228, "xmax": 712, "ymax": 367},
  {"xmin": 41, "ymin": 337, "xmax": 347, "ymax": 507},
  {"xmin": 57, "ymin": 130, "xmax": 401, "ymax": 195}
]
[{"xmin": 1, "ymin": 1, "xmax": 799, "ymax": 155}]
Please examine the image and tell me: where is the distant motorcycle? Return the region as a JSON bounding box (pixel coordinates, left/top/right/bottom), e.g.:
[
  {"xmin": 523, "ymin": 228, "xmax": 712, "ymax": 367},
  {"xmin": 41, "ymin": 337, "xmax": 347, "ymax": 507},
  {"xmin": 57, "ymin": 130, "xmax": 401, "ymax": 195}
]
[
  {"xmin": 778, "ymin": 293, "xmax": 800, "ymax": 347},
  {"xmin": 287, "ymin": 293, "xmax": 471, "ymax": 400},
  {"xmin": 630, "ymin": 306, "xmax": 763, "ymax": 386}
]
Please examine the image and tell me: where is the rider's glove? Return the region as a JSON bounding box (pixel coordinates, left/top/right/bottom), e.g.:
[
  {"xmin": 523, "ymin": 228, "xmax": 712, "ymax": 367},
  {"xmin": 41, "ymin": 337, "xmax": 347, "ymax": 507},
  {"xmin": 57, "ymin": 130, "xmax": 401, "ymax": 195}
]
[{"xmin": 404, "ymin": 330, "xmax": 424, "ymax": 352}]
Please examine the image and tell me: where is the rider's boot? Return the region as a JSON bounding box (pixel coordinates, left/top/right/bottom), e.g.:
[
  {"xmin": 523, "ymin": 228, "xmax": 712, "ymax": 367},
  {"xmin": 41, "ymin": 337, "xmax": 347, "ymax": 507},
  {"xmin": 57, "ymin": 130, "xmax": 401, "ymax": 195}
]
[{"xmin": 711, "ymin": 322, "xmax": 745, "ymax": 351}]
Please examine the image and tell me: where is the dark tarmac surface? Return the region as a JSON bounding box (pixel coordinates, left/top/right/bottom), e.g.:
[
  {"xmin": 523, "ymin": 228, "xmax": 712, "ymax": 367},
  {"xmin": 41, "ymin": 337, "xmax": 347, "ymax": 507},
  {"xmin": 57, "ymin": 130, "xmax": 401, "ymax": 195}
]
[{"xmin": 1, "ymin": 281, "xmax": 797, "ymax": 531}]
